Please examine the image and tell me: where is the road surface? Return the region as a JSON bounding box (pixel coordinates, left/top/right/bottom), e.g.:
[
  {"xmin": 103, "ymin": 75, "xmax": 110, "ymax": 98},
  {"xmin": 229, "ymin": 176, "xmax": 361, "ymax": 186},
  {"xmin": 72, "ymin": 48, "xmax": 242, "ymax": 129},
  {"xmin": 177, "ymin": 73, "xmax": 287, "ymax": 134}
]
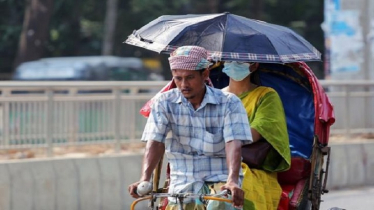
[{"xmin": 319, "ymin": 186, "xmax": 374, "ymax": 210}]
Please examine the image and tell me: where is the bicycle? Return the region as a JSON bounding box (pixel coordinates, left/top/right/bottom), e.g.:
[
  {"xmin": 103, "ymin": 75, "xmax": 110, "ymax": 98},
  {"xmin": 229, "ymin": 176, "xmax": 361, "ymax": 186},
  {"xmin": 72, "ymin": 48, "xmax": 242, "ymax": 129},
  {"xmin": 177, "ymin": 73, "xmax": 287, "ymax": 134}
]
[{"xmin": 130, "ymin": 190, "xmax": 233, "ymax": 210}]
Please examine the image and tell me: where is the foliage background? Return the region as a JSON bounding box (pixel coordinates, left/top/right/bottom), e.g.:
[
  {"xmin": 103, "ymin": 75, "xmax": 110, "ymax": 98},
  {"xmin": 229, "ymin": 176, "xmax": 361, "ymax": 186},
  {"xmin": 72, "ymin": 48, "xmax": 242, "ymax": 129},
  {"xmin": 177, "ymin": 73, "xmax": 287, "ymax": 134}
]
[{"xmin": 0, "ymin": 0, "xmax": 325, "ymax": 79}]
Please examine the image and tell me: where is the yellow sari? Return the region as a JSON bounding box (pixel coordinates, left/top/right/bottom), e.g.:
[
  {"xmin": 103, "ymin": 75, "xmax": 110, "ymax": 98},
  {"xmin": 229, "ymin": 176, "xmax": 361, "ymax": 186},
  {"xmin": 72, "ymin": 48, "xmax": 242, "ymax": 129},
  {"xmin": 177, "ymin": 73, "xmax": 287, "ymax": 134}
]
[
  {"xmin": 239, "ymin": 86, "xmax": 290, "ymax": 172},
  {"xmin": 226, "ymin": 86, "xmax": 291, "ymax": 210}
]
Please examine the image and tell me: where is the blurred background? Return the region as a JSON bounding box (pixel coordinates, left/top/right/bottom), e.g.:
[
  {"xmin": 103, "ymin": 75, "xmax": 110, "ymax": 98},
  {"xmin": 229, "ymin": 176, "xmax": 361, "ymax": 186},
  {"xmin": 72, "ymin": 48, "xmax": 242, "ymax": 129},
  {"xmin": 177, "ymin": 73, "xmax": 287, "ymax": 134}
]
[
  {"xmin": 0, "ymin": 0, "xmax": 372, "ymax": 169},
  {"xmin": 0, "ymin": 0, "xmax": 372, "ymax": 137},
  {"xmin": 0, "ymin": 0, "xmax": 327, "ymax": 81}
]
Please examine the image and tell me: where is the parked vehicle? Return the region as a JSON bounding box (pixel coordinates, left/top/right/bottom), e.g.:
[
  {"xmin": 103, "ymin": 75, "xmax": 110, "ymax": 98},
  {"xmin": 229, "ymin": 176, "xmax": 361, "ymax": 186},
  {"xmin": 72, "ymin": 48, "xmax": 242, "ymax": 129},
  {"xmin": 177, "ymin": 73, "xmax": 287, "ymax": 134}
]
[{"xmin": 13, "ymin": 56, "xmax": 161, "ymax": 81}]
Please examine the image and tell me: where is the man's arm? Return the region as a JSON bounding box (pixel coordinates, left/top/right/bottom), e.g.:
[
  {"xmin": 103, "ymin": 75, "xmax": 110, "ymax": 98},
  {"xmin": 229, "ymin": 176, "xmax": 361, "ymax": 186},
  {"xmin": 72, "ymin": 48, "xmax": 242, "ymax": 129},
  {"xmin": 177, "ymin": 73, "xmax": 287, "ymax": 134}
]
[
  {"xmin": 222, "ymin": 140, "xmax": 244, "ymax": 208},
  {"xmin": 128, "ymin": 140, "xmax": 165, "ymax": 198},
  {"xmin": 141, "ymin": 140, "xmax": 165, "ymax": 181},
  {"xmin": 225, "ymin": 140, "xmax": 242, "ymax": 184}
]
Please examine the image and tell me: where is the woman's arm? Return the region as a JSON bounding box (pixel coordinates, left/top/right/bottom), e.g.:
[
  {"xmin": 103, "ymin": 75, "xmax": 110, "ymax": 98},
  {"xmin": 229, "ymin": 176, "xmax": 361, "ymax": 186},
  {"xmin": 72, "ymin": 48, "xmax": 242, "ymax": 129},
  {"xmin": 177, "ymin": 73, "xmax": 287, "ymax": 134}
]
[{"xmin": 251, "ymin": 128, "xmax": 262, "ymax": 142}]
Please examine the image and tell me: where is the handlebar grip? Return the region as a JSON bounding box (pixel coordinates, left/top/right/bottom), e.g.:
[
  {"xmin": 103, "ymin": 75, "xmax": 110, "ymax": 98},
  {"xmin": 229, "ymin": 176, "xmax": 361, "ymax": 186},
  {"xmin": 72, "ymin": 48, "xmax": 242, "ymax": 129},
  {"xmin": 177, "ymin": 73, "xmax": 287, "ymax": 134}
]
[{"xmin": 137, "ymin": 181, "xmax": 153, "ymax": 196}]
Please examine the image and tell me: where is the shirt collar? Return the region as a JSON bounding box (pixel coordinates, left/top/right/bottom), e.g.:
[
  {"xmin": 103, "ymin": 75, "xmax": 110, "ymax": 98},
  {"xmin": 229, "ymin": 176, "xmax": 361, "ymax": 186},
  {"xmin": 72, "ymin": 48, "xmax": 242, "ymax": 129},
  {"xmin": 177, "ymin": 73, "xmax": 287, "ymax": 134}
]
[{"xmin": 174, "ymin": 85, "xmax": 219, "ymax": 106}]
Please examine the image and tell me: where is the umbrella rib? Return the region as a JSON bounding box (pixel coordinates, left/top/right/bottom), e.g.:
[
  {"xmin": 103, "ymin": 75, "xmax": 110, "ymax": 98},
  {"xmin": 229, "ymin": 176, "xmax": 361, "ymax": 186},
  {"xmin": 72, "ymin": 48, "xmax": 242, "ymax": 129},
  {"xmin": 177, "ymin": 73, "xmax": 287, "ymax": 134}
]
[
  {"xmin": 226, "ymin": 15, "xmax": 280, "ymax": 60},
  {"xmin": 286, "ymin": 31, "xmax": 320, "ymax": 56},
  {"xmin": 240, "ymin": 19, "xmax": 280, "ymax": 59},
  {"xmin": 221, "ymin": 14, "xmax": 229, "ymax": 54},
  {"xmin": 239, "ymin": 20, "xmax": 319, "ymax": 60}
]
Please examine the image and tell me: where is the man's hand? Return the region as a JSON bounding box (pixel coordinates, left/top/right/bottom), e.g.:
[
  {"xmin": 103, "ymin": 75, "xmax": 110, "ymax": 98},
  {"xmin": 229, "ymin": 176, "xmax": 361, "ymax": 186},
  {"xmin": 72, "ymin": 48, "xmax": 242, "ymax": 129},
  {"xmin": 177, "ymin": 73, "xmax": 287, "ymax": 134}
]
[
  {"xmin": 129, "ymin": 140, "xmax": 165, "ymax": 199},
  {"xmin": 221, "ymin": 182, "xmax": 244, "ymax": 209},
  {"xmin": 128, "ymin": 181, "xmax": 141, "ymax": 198}
]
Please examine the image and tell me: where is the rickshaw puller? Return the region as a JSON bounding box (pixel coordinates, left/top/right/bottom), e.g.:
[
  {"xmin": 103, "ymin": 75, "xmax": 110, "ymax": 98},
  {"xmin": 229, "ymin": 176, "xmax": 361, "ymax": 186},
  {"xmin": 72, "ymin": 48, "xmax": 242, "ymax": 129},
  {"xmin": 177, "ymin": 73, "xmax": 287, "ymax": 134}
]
[{"xmin": 128, "ymin": 46, "xmax": 253, "ymax": 209}]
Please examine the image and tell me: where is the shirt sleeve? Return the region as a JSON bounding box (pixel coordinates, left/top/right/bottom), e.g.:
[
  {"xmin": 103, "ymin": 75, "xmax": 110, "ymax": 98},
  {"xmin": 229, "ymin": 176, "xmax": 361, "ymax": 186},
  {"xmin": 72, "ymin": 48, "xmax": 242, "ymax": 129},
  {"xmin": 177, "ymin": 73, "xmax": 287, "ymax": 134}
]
[
  {"xmin": 140, "ymin": 96, "xmax": 171, "ymax": 143},
  {"xmin": 223, "ymin": 95, "xmax": 253, "ymax": 144}
]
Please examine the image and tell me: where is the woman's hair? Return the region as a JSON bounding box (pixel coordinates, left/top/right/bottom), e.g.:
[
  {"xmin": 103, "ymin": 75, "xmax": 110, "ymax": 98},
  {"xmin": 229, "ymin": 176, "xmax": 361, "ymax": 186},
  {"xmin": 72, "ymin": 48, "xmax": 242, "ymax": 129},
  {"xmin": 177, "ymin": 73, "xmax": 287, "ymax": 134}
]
[{"xmin": 250, "ymin": 67, "xmax": 262, "ymax": 85}]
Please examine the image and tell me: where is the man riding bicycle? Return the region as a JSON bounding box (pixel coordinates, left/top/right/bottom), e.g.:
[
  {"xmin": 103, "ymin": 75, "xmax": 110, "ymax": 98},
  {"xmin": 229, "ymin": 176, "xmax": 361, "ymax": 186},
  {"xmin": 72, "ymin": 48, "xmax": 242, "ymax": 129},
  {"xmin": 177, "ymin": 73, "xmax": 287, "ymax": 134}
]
[{"xmin": 128, "ymin": 46, "xmax": 253, "ymax": 209}]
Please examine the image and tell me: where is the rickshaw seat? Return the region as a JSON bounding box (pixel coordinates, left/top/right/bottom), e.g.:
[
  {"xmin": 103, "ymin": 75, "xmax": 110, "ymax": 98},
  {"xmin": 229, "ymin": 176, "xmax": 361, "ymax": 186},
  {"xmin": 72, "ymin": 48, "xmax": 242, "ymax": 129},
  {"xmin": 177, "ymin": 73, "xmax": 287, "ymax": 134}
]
[
  {"xmin": 278, "ymin": 178, "xmax": 309, "ymax": 210},
  {"xmin": 277, "ymin": 157, "xmax": 311, "ymax": 210},
  {"xmin": 278, "ymin": 157, "xmax": 311, "ymax": 185}
]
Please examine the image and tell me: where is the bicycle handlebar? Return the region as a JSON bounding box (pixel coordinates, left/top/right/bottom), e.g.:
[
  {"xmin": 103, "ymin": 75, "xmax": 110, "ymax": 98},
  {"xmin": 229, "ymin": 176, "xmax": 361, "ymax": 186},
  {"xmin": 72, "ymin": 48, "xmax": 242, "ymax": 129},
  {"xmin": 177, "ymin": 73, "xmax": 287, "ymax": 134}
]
[
  {"xmin": 130, "ymin": 190, "xmax": 232, "ymax": 210},
  {"xmin": 130, "ymin": 195, "xmax": 153, "ymax": 210}
]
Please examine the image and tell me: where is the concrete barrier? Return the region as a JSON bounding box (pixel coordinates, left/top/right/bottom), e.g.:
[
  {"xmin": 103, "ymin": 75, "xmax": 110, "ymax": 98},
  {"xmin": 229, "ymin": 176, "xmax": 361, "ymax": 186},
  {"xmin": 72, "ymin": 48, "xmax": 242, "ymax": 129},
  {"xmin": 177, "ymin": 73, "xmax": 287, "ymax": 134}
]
[
  {"xmin": 53, "ymin": 158, "xmax": 78, "ymax": 210},
  {"xmin": 0, "ymin": 142, "xmax": 373, "ymax": 210},
  {"xmin": 327, "ymin": 141, "xmax": 374, "ymax": 190},
  {"xmin": 0, "ymin": 164, "xmax": 10, "ymax": 210},
  {"xmin": 0, "ymin": 154, "xmax": 163, "ymax": 210}
]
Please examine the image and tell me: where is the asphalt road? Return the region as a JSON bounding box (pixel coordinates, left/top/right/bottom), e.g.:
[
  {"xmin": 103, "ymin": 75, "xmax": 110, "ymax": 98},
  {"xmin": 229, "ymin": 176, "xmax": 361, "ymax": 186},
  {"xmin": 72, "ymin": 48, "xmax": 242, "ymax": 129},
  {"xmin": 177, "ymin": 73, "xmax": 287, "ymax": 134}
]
[{"xmin": 319, "ymin": 186, "xmax": 374, "ymax": 210}]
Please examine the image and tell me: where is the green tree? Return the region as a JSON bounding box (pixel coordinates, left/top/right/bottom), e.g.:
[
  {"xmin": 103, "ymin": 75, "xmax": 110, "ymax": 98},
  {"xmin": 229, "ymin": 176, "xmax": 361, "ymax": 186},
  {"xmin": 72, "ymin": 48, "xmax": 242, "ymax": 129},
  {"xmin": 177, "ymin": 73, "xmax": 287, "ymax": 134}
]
[
  {"xmin": 0, "ymin": 0, "xmax": 325, "ymax": 78},
  {"xmin": 47, "ymin": 0, "xmax": 105, "ymax": 56},
  {"xmin": 13, "ymin": 0, "xmax": 54, "ymax": 69},
  {"xmin": 102, "ymin": 0, "xmax": 119, "ymax": 55},
  {"xmin": 0, "ymin": 0, "xmax": 25, "ymax": 77}
]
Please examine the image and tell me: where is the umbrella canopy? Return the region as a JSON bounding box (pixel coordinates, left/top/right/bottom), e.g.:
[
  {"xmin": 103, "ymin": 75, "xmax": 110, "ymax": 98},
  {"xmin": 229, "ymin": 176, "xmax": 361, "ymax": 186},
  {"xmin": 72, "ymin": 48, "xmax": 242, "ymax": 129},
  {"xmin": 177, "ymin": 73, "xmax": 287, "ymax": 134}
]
[{"xmin": 125, "ymin": 12, "xmax": 321, "ymax": 63}]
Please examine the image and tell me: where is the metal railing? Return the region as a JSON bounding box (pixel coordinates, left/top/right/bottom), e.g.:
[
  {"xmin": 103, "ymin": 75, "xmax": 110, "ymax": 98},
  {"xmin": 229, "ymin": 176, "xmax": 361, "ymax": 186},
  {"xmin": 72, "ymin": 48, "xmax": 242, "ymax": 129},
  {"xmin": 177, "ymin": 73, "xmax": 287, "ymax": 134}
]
[
  {"xmin": 0, "ymin": 81, "xmax": 167, "ymax": 156},
  {"xmin": 0, "ymin": 80, "xmax": 373, "ymax": 156},
  {"xmin": 320, "ymin": 80, "xmax": 374, "ymax": 138}
]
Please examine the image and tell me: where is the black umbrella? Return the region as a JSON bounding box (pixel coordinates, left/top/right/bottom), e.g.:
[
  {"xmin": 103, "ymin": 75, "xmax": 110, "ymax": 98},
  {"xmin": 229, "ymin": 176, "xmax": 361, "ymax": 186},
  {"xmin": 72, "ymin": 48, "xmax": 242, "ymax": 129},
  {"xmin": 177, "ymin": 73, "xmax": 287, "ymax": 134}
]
[{"xmin": 125, "ymin": 12, "xmax": 321, "ymax": 63}]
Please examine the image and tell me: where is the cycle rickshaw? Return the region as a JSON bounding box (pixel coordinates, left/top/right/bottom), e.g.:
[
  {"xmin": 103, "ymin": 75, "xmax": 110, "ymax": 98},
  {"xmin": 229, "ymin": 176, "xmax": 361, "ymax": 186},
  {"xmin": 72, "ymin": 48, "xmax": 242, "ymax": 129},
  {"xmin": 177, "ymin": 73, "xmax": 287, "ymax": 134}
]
[{"xmin": 131, "ymin": 61, "xmax": 335, "ymax": 210}]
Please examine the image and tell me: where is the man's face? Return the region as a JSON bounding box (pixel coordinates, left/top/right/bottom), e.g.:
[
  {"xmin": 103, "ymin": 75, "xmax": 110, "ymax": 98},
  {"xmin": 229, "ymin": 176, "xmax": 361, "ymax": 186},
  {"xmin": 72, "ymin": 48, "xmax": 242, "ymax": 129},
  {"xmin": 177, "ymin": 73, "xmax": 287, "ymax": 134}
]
[{"xmin": 172, "ymin": 69, "xmax": 208, "ymax": 101}]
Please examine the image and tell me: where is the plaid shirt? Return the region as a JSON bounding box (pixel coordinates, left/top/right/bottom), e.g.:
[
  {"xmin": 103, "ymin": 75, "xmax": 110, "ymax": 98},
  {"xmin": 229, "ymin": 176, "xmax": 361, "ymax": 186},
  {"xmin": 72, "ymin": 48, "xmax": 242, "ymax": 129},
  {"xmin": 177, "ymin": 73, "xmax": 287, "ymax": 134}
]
[{"xmin": 141, "ymin": 86, "xmax": 252, "ymax": 197}]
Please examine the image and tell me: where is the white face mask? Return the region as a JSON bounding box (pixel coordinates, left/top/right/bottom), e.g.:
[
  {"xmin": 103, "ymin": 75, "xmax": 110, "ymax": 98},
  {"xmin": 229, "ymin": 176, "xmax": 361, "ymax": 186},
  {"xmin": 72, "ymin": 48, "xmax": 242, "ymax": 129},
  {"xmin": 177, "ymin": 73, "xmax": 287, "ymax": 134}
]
[{"xmin": 222, "ymin": 61, "xmax": 251, "ymax": 81}]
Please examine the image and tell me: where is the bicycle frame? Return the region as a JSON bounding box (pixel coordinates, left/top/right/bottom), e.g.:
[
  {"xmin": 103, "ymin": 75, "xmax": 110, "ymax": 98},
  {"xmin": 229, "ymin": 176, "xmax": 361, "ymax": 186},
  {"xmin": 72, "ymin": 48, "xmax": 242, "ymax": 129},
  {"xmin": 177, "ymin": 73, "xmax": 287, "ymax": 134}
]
[{"xmin": 130, "ymin": 191, "xmax": 232, "ymax": 210}]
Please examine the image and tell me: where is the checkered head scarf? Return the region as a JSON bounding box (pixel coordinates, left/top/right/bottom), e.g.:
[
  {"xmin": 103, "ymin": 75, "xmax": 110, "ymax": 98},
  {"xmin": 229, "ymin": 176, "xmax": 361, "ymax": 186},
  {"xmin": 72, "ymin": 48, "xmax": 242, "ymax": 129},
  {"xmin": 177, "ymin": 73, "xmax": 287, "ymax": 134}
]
[{"xmin": 168, "ymin": 46, "xmax": 211, "ymax": 70}]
